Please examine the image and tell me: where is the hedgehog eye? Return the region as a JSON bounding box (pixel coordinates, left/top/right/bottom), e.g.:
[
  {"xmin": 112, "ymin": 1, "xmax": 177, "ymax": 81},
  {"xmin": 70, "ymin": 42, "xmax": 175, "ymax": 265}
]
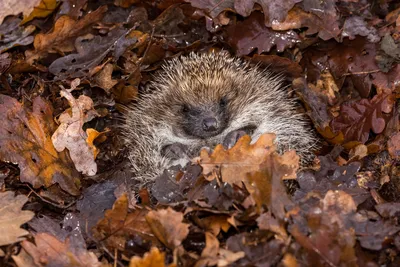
[
  {"xmin": 219, "ymin": 96, "xmax": 228, "ymax": 108},
  {"xmin": 182, "ymin": 104, "xmax": 190, "ymax": 113}
]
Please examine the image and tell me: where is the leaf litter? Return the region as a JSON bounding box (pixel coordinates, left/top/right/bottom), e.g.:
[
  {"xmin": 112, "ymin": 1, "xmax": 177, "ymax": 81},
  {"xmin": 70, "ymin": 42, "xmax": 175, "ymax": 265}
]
[{"xmin": 0, "ymin": 0, "xmax": 399, "ymax": 266}]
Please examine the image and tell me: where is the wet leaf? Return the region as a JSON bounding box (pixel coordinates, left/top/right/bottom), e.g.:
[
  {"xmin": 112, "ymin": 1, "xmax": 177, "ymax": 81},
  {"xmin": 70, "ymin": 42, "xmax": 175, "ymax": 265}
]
[{"xmin": 225, "ymin": 12, "xmax": 300, "ymax": 56}]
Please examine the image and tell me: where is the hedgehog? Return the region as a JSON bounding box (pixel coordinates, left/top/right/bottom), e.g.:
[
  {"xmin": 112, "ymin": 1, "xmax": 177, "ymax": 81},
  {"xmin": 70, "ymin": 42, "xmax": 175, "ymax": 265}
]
[{"xmin": 123, "ymin": 51, "xmax": 317, "ymax": 183}]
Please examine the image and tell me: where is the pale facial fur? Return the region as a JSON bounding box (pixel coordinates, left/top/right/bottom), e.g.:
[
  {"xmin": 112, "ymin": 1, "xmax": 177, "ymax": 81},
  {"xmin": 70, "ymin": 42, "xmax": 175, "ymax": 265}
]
[{"xmin": 123, "ymin": 51, "xmax": 317, "ymax": 182}]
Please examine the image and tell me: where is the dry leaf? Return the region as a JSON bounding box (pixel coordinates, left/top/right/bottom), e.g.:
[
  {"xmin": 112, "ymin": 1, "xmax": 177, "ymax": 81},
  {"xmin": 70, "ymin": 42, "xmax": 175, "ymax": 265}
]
[
  {"xmin": 129, "ymin": 247, "xmax": 176, "ymax": 267},
  {"xmin": 0, "ymin": 0, "xmax": 41, "ymax": 24},
  {"xmin": 25, "ymin": 6, "xmax": 107, "ymax": 64},
  {"xmin": 12, "ymin": 233, "xmax": 101, "ymax": 267},
  {"xmin": 92, "ymin": 194, "xmax": 158, "ymax": 252},
  {"xmin": 0, "ymin": 95, "xmax": 80, "ymax": 195},
  {"xmin": 145, "ymin": 207, "xmax": 189, "ymax": 249},
  {"xmin": 52, "ymin": 81, "xmax": 99, "ymax": 176},
  {"xmin": 21, "ymin": 0, "xmax": 58, "ymax": 24},
  {"xmin": 0, "ymin": 191, "xmax": 34, "ymax": 246},
  {"xmin": 197, "ymin": 133, "xmax": 299, "ymax": 185}
]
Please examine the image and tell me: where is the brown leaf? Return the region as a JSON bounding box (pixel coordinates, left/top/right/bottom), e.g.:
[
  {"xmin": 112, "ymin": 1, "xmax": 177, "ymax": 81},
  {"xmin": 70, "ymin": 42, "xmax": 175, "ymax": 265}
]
[
  {"xmin": 271, "ymin": 6, "xmax": 340, "ymax": 40},
  {"xmin": 145, "ymin": 207, "xmax": 189, "ymax": 249},
  {"xmin": 388, "ymin": 132, "xmax": 400, "ymax": 160},
  {"xmin": 0, "ymin": 0, "xmax": 41, "ymax": 24},
  {"xmin": 21, "ymin": 0, "xmax": 59, "ymax": 24},
  {"xmin": 197, "ymin": 133, "xmax": 299, "ymax": 186},
  {"xmin": 0, "ymin": 191, "xmax": 34, "ymax": 246},
  {"xmin": 0, "ymin": 95, "xmax": 80, "ymax": 195},
  {"xmin": 330, "ymin": 90, "xmax": 395, "ymax": 147},
  {"xmin": 58, "ymin": 0, "xmax": 88, "ymax": 19},
  {"xmin": 25, "ymin": 6, "xmax": 107, "ymax": 64},
  {"xmin": 225, "ymin": 12, "xmax": 300, "ymax": 56},
  {"xmin": 52, "ymin": 81, "xmax": 99, "ymax": 176},
  {"xmin": 92, "ymin": 194, "xmax": 157, "ymax": 252},
  {"xmin": 12, "ymin": 233, "xmax": 101, "ymax": 267},
  {"xmin": 187, "ymin": 0, "xmax": 300, "ymax": 26},
  {"xmin": 92, "ymin": 63, "xmax": 118, "ymax": 93},
  {"xmin": 49, "ymin": 26, "xmax": 145, "ymax": 79},
  {"xmin": 129, "ymin": 247, "xmax": 176, "ymax": 267}
]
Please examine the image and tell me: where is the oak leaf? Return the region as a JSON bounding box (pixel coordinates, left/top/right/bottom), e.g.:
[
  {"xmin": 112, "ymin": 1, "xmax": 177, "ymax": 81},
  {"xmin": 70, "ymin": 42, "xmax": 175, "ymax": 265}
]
[
  {"xmin": 52, "ymin": 80, "xmax": 99, "ymax": 176},
  {"xmin": 0, "ymin": 191, "xmax": 34, "ymax": 246},
  {"xmin": 187, "ymin": 0, "xmax": 300, "ymax": 26},
  {"xmin": 330, "ymin": 90, "xmax": 395, "ymax": 148},
  {"xmin": 145, "ymin": 207, "xmax": 189, "ymax": 249},
  {"xmin": 197, "ymin": 133, "xmax": 299, "ymax": 185},
  {"xmin": 12, "ymin": 233, "xmax": 101, "ymax": 267},
  {"xmin": 25, "ymin": 6, "xmax": 107, "ymax": 64},
  {"xmin": 129, "ymin": 247, "xmax": 176, "ymax": 267},
  {"xmin": 92, "ymin": 194, "xmax": 158, "ymax": 252},
  {"xmin": 0, "ymin": 95, "xmax": 80, "ymax": 195}
]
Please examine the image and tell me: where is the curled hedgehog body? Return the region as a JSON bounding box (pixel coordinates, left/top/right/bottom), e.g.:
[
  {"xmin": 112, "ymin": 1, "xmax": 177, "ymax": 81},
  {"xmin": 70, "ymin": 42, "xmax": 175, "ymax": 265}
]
[{"xmin": 123, "ymin": 51, "xmax": 317, "ymax": 183}]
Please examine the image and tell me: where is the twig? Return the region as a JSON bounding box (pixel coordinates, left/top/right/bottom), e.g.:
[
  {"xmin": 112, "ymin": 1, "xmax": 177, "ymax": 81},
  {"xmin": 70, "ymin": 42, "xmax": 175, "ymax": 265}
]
[{"xmin": 25, "ymin": 184, "xmax": 76, "ymax": 209}]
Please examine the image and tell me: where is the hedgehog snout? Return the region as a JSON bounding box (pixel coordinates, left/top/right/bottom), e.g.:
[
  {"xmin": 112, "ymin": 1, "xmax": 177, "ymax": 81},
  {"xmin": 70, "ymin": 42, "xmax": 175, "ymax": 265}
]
[{"xmin": 202, "ymin": 117, "xmax": 218, "ymax": 132}]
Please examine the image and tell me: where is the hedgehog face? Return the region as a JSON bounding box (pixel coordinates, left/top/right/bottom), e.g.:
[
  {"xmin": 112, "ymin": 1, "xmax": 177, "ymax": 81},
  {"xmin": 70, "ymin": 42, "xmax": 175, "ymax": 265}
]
[{"xmin": 179, "ymin": 96, "xmax": 229, "ymax": 138}]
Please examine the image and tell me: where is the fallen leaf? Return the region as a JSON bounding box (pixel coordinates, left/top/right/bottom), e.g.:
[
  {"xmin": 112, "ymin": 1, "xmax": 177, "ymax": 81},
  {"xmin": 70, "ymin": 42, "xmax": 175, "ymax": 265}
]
[
  {"xmin": 271, "ymin": 6, "xmax": 340, "ymax": 41},
  {"xmin": 197, "ymin": 133, "xmax": 299, "ymax": 186},
  {"xmin": 21, "ymin": 0, "xmax": 59, "ymax": 24},
  {"xmin": 0, "ymin": 17, "xmax": 35, "ymax": 53},
  {"xmin": 0, "ymin": 95, "xmax": 80, "ymax": 195},
  {"xmin": 388, "ymin": 132, "xmax": 400, "ymax": 160},
  {"xmin": 0, "ymin": 0, "xmax": 41, "ymax": 24},
  {"xmin": 129, "ymin": 247, "xmax": 176, "ymax": 267},
  {"xmin": 225, "ymin": 12, "xmax": 300, "ymax": 56},
  {"xmin": 92, "ymin": 194, "xmax": 157, "ymax": 252},
  {"xmin": 12, "ymin": 233, "xmax": 101, "ymax": 267},
  {"xmin": 330, "ymin": 90, "xmax": 395, "ymax": 147},
  {"xmin": 52, "ymin": 82, "xmax": 99, "ymax": 176},
  {"xmin": 25, "ymin": 6, "xmax": 107, "ymax": 64},
  {"xmin": 92, "ymin": 63, "xmax": 118, "ymax": 93},
  {"xmin": 187, "ymin": 0, "xmax": 300, "ymax": 26},
  {"xmin": 145, "ymin": 207, "xmax": 189, "ymax": 249},
  {"xmin": 49, "ymin": 26, "xmax": 145, "ymax": 79},
  {"xmin": 0, "ymin": 191, "xmax": 34, "ymax": 246}
]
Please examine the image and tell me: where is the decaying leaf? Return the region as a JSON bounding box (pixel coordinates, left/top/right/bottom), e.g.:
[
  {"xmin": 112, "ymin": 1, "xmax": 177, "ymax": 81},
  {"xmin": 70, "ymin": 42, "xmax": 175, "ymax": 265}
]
[
  {"xmin": 145, "ymin": 207, "xmax": 189, "ymax": 249},
  {"xmin": 93, "ymin": 194, "xmax": 158, "ymax": 252},
  {"xmin": 49, "ymin": 26, "xmax": 147, "ymax": 79},
  {"xmin": 0, "ymin": 191, "xmax": 34, "ymax": 246},
  {"xmin": 129, "ymin": 247, "xmax": 176, "ymax": 267},
  {"xmin": 0, "ymin": 95, "xmax": 80, "ymax": 195},
  {"xmin": 52, "ymin": 79, "xmax": 99, "ymax": 176},
  {"xmin": 0, "ymin": 17, "xmax": 35, "ymax": 53},
  {"xmin": 12, "ymin": 233, "xmax": 101, "ymax": 267},
  {"xmin": 25, "ymin": 6, "xmax": 107, "ymax": 64}
]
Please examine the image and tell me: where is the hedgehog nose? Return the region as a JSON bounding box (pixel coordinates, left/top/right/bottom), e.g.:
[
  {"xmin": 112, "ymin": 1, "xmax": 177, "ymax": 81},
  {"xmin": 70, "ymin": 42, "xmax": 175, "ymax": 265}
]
[{"xmin": 202, "ymin": 117, "xmax": 218, "ymax": 132}]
